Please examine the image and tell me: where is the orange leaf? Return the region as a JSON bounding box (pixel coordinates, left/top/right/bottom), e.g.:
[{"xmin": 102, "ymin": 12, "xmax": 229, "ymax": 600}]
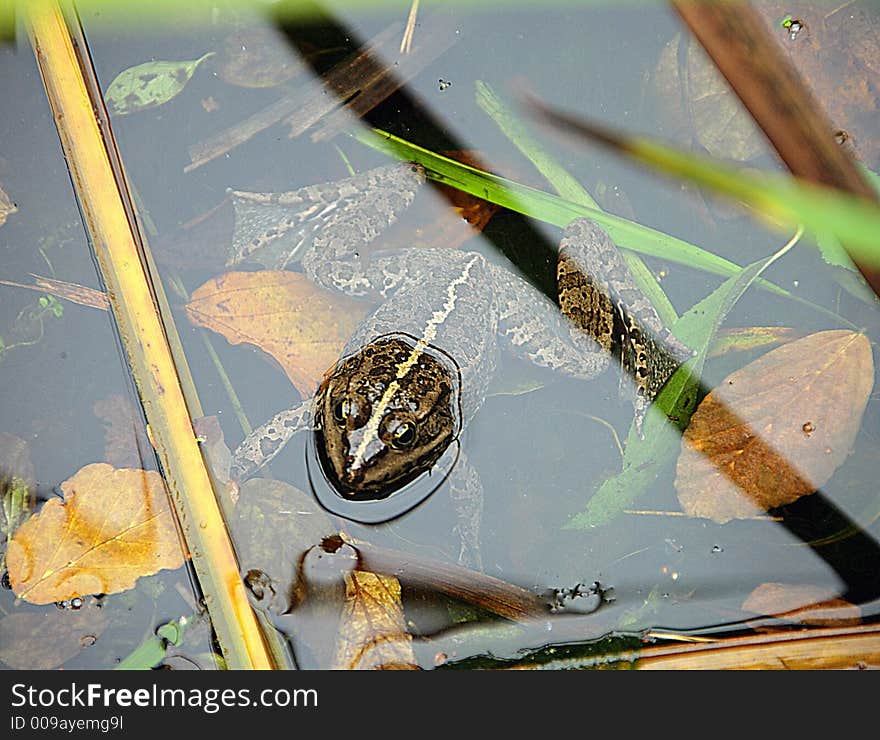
[
  {"xmin": 6, "ymin": 464, "xmax": 185, "ymax": 604},
  {"xmin": 675, "ymin": 330, "xmax": 874, "ymax": 523},
  {"xmin": 185, "ymin": 271, "xmax": 370, "ymax": 397},
  {"xmin": 334, "ymin": 570, "xmax": 416, "ymax": 670}
]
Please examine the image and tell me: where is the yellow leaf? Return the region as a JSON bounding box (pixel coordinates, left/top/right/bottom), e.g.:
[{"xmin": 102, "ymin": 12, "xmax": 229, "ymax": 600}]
[
  {"xmin": 334, "ymin": 570, "xmax": 417, "ymax": 670},
  {"xmin": 185, "ymin": 271, "xmax": 370, "ymax": 397},
  {"xmin": 675, "ymin": 330, "xmax": 874, "ymax": 522},
  {"xmin": 7, "ymin": 463, "xmax": 185, "ymax": 604}
]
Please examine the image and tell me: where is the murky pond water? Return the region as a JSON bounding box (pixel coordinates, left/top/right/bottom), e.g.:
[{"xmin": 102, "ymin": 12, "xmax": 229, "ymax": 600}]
[{"xmin": 2, "ymin": 1, "xmax": 879, "ymax": 669}]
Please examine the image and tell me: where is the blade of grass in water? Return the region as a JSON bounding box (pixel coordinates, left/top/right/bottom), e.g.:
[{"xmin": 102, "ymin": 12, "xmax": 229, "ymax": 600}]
[
  {"xmin": 474, "ymin": 79, "xmax": 679, "ymax": 328},
  {"xmin": 565, "ymin": 229, "xmax": 803, "ymax": 529}
]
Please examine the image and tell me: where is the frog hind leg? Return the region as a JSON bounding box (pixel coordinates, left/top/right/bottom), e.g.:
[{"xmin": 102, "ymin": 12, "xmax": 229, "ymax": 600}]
[
  {"xmin": 489, "ymin": 261, "xmax": 609, "ymax": 381},
  {"xmin": 230, "ymin": 398, "xmax": 313, "ymax": 480},
  {"xmin": 300, "ymin": 163, "xmax": 427, "ymax": 296},
  {"xmin": 228, "ymin": 162, "xmax": 425, "ymax": 272},
  {"xmin": 557, "ymin": 218, "xmax": 692, "ymax": 432}
]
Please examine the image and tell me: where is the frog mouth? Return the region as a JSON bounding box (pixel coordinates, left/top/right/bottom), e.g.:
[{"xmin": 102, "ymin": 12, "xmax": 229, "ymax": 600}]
[{"xmin": 305, "ymin": 433, "xmax": 460, "ymax": 524}]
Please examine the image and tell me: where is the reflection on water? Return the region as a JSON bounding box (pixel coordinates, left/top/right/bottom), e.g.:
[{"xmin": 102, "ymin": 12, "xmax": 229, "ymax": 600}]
[{"xmin": 66, "ymin": 1, "xmax": 880, "ymax": 667}]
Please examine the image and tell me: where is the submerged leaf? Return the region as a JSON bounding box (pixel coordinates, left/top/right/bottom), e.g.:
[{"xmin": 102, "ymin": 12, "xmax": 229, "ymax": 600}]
[
  {"xmin": 334, "ymin": 570, "xmax": 416, "ymax": 670},
  {"xmin": 217, "ymin": 27, "xmax": 303, "ymax": 88},
  {"xmin": 653, "ymin": 32, "xmax": 767, "ymax": 162},
  {"xmin": 675, "ymin": 330, "xmax": 873, "ymax": 522},
  {"xmin": 185, "ymin": 271, "xmax": 370, "ymax": 397},
  {"xmin": 106, "ymin": 53, "xmax": 215, "ymax": 115},
  {"xmin": 0, "ymin": 599, "xmax": 109, "ymax": 669},
  {"xmin": 93, "ymin": 393, "xmax": 151, "ymax": 469},
  {"xmin": 6, "ymin": 464, "xmax": 185, "ymax": 604}
]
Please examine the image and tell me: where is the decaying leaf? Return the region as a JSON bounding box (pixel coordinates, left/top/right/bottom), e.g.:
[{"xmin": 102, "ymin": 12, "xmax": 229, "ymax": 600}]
[
  {"xmin": 0, "ymin": 183, "xmax": 16, "ymax": 226},
  {"xmin": 185, "ymin": 271, "xmax": 370, "ymax": 397},
  {"xmin": 675, "ymin": 330, "xmax": 874, "ymax": 522},
  {"xmin": 93, "ymin": 394, "xmax": 152, "ymax": 469},
  {"xmin": 0, "ymin": 599, "xmax": 109, "ymax": 670},
  {"xmin": 653, "ymin": 2, "xmax": 880, "ymax": 168},
  {"xmin": 6, "ymin": 463, "xmax": 185, "ymax": 604},
  {"xmin": 742, "ymin": 582, "xmax": 861, "ymax": 628},
  {"xmin": 334, "ymin": 569, "xmax": 416, "ymax": 670},
  {"xmin": 106, "ymin": 53, "xmax": 215, "ymax": 116}
]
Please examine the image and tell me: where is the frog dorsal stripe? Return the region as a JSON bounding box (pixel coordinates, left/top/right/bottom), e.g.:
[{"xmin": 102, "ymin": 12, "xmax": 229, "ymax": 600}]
[{"xmin": 349, "ymin": 253, "xmax": 481, "ymax": 471}]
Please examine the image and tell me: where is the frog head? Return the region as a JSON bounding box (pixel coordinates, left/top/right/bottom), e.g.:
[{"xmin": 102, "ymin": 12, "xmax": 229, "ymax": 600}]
[{"xmin": 312, "ymin": 334, "xmax": 462, "ymax": 506}]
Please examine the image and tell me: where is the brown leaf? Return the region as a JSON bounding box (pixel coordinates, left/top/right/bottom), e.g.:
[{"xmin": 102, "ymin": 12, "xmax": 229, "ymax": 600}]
[
  {"xmin": 675, "ymin": 330, "xmax": 874, "ymax": 522},
  {"xmin": 334, "ymin": 570, "xmax": 416, "ymax": 670},
  {"xmin": 185, "ymin": 271, "xmax": 370, "ymax": 397},
  {"xmin": 742, "ymin": 582, "xmax": 861, "ymax": 628},
  {"xmin": 6, "ymin": 463, "xmax": 185, "ymax": 604},
  {"xmin": 0, "ymin": 599, "xmax": 109, "ymax": 669}
]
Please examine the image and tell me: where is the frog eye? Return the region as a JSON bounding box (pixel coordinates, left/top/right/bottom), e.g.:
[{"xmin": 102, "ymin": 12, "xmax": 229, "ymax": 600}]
[
  {"xmin": 390, "ymin": 421, "xmax": 416, "ymax": 450},
  {"xmin": 332, "ymin": 399, "xmax": 347, "ymax": 425}
]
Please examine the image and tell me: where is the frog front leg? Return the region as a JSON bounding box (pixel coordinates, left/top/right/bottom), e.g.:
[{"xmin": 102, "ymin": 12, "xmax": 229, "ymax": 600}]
[
  {"xmin": 230, "ymin": 398, "xmax": 312, "ymax": 480},
  {"xmin": 448, "ymin": 451, "xmax": 484, "ymax": 571}
]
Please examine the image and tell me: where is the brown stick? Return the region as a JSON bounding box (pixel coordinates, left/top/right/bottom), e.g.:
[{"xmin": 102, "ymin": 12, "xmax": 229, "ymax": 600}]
[{"xmin": 330, "ymin": 538, "xmax": 549, "ymax": 622}]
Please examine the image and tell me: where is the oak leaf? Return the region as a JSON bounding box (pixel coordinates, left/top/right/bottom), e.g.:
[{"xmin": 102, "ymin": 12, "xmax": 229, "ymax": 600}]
[
  {"xmin": 185, "ymin": 271, "xmax": 370, "ymax": 397},
  {"xmin": 6, "ymin": 464, "xmax": 185, "ymax": 604},
  {"xmin": 334, "ymin": 570, "xmax": 417, "ymax": 670},
  {"xmin": 675, "ymin": 330, "xmax": 873, "ymax": 522}
]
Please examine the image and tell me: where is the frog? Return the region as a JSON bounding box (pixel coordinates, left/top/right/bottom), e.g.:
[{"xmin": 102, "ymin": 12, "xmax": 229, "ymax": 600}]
[{"xmin": 225, "ymin": 161, "xmax": 690, "ymax": 569}]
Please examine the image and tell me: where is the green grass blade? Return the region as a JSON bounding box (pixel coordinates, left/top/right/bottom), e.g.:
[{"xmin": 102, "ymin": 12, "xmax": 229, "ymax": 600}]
[{"xmin": 357, "ymin": 128, "xmax": 806, "ymax": 304}]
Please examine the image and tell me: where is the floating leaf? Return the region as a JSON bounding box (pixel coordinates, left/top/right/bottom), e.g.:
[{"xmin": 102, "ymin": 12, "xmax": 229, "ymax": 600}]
[
  {"xmin": 185, "ymin": 271, "xmax": 370, "ymax": 397},
  {"xmin": 742, "ymin": 582, "xmax": 861, "ymax": 628},
  {"xmin": 0, "ymin": 599, "xmax": 109, "ymax": 669},
  {"xmin": 106, "ymin": 53, "xmax": 215, "ymax": 116},
  {"xmin": 0, "ymin": 183, "xmax": 16, "ymax": 226},
  {"xmin": 334, "ymin": 570, "xmax": 416, "ymax": 670},
  {"xmin": 6, "ymin": 463, "xmax": 185, "ymax": 604},
  {"xmin": 675, "ymin": 330, "xmax": 874, "ymax": 523}
]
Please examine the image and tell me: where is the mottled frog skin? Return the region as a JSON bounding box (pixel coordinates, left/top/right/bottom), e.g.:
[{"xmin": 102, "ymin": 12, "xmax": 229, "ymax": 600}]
[{"xmin": 225, "ymin": 162, "xmax": 689, "ymax": 568}]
